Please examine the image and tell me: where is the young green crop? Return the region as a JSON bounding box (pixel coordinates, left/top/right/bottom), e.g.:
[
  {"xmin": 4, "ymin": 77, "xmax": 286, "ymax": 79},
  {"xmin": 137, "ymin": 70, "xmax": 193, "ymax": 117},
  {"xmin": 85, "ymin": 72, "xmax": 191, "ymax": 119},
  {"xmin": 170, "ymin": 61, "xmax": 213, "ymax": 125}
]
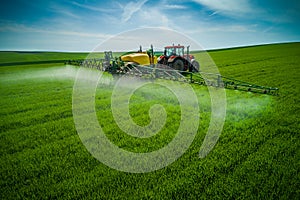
[{"xmin": 0, "ymin": 43, "xmax": 299, "ymax": 199}]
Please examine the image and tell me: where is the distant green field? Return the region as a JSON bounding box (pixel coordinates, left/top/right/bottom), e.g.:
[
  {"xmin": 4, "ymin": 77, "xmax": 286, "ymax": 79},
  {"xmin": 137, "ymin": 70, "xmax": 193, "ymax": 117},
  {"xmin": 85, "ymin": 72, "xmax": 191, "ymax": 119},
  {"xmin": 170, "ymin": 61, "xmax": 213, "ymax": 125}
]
[
  {"xmin": 0, "ymin": 51, "xmax": 85, "ymax": 63},
  {"xmin": 0, "ymin": 43, "xmax": 299, "ymax": 199}
]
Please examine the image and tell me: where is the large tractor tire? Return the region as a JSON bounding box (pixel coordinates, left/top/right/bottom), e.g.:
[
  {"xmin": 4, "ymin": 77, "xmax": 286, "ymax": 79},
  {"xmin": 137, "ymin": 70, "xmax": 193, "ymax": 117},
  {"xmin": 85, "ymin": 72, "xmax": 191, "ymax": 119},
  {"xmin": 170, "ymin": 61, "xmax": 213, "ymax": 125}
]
[
  {"xmin": 171, "ymin": 59, "xmax": 184, "ymax": 71},
  {"xmin": 192, "ymin": 60, "xmax": 200, "ymax": 72}
]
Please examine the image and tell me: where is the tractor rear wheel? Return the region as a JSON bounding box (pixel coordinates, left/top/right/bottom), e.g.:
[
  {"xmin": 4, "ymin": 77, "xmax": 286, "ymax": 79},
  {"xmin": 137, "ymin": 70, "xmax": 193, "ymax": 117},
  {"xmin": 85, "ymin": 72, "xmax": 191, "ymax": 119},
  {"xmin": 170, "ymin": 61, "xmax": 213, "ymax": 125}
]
[
  {"xmin": 172, "ymin": 59, "xmax": 184, "ymax": 71},
  {"xmin": 192, "ymin": 61, "xmax": 200, "ymax": 72}
]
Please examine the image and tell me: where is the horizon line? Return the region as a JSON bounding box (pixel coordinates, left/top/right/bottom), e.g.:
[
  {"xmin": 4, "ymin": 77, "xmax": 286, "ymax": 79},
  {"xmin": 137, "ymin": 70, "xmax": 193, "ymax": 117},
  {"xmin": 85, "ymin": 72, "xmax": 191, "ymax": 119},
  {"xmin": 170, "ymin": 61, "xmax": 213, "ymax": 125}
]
[{"xmin": 0, "ymin": 41, "xmax": 299, "ymax": 53}]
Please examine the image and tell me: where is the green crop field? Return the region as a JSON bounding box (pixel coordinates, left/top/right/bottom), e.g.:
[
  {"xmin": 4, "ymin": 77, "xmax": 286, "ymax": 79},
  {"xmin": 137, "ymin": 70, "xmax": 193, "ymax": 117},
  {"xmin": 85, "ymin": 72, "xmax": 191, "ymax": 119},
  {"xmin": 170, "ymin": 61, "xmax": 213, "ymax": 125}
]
[{"xmin": 0, "ymin": 42, "xmax": 299, "ymax": 199}]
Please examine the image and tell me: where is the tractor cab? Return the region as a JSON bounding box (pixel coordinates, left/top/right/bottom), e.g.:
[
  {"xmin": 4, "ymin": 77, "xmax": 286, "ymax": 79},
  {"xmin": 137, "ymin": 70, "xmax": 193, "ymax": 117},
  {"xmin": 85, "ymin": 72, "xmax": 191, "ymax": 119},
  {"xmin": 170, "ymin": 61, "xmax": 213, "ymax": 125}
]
[{"xmin": 164, "ymin": 45, "xmax": 185, "ymax": 57}]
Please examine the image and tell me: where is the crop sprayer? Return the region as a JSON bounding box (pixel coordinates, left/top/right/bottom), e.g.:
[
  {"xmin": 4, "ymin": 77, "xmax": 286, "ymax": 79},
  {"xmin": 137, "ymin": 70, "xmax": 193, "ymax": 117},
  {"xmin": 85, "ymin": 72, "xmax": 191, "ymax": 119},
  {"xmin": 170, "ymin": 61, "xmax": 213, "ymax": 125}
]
[{"xmin": 66, "ymin": 44, "xmax": 279, "ymax": 95}]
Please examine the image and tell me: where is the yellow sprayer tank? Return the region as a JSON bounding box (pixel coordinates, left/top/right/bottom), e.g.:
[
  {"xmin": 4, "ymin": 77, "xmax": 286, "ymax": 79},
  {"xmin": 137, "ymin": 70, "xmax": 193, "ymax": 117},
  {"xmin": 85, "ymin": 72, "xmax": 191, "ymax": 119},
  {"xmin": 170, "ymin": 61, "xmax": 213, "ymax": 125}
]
[{"xmin": 121, "ymin": 53, "xmax": 157, "ymax": 65}]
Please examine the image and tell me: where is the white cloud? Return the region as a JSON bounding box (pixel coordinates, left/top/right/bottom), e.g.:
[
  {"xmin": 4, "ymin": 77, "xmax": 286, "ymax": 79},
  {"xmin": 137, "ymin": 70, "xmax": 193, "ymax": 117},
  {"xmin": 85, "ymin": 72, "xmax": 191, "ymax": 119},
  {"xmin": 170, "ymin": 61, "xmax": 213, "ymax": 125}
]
[
  {"xmin": 72, "ymin": 1, "xmax": 117, "ymax": 13},
  {"xmin": 98, "ymin": 27, "xmax": 201, "ymax": 51},
  {"xmin": 209, "ymin": 11, "xmax": 220, "ymax": 16},
  {"xmin": 121, "ymin": 0, "xmax": 148, "ymax": 23},
  {"xmin": 50, "ymin": 4, "xmax": 81, "ymax": 19},
  {"xmin": 163, "ymin": 4, "xmax": 187, "ymax": 9},
  {"xmin": 262, "ymin": 26, "xmax": 274, "ymax": 33},
  {"xmin": 183, "ymin": 23, "xmax": 258, "ymax": 35},
  {"xmin": 193, "ymin": 0, "xmax": 253, "ymax": 15},
  {"xmin": 0, "ymin": 22, "xmax": 111, "ymax": 39},
  {"xmin": 138, "ymin": 9, "xmax": 170, "ymax": 27}
]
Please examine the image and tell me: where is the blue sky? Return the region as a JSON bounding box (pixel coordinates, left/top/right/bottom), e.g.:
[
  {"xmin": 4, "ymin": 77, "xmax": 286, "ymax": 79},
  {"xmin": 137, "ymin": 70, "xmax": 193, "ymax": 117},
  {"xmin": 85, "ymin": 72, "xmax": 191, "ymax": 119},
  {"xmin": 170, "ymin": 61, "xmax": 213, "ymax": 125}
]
[{"xmin": 0, "ymin": 0, "xmax": 299, "ymax": 51}]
